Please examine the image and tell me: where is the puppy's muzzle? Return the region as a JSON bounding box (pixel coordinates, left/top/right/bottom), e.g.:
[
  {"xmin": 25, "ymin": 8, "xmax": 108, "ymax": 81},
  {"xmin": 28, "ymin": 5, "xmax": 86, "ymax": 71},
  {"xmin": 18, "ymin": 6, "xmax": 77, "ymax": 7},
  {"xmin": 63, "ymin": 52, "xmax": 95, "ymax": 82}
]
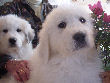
[
  {"xmin": 73, "ymin": 32, "xmax": 87, "ymax": 49},
  {"xmin": 9, "ymin": 38, "xmax": 17, "ymax": 47}
]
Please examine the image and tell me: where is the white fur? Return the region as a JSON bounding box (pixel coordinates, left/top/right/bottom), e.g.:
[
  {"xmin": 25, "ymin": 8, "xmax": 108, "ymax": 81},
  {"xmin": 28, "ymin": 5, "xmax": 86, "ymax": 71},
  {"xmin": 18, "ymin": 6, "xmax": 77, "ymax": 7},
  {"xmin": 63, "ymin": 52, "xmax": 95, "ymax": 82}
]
[
  {"xmin": 26, "ymin": 4, "xmax": 103, "ymax": 83},
  {"xmin": 10, "ymin": 4, "xmax": 103, "ymax": 83},
  {"xmin": 0, "ymin": 14, "xmax": 34, "ymax": 83}
]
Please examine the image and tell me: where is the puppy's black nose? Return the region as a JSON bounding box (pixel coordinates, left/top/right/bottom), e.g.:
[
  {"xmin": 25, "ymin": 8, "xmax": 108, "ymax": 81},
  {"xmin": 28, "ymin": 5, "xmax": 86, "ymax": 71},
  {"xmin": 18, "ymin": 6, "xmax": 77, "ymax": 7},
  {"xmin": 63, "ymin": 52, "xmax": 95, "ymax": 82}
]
[
  {"xmin": 9, "ymin": 38, "xmax": 17, "ymax": 45},
  {"xmin": 73, "ymin": 32, "xmax": 85, "ymax": 43}
]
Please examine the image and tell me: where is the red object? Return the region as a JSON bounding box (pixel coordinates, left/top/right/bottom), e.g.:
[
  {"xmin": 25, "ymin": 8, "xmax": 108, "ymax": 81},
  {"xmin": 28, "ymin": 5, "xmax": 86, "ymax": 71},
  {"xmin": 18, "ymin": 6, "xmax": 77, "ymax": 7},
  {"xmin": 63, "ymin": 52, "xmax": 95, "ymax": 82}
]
[
  {"xmin": 6, "ymin": 60, "xmax": 30, "ymax": 82},
  {"xmin": 88, "ymin": 1, "xmax": 103, "ymax": 16},
  {"xmin": 101, "ymin": 71, "xmax": 110, "ymax": 83},
  {"xmin": 103, "ymin": 13, "xmax": 110, "ymax": 23}
]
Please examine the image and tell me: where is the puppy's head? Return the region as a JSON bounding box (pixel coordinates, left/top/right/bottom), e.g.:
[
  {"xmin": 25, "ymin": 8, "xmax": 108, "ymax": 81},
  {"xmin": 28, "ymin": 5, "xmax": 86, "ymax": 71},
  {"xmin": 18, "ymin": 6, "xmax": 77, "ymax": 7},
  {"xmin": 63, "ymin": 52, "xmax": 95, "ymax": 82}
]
[
  {"xmin": 39, "ymin": 4, "xmax": 95, "ymax": 61},
  {"xmin": 0, "ymin": 14, "xmax": 34, "ymax": 54}
]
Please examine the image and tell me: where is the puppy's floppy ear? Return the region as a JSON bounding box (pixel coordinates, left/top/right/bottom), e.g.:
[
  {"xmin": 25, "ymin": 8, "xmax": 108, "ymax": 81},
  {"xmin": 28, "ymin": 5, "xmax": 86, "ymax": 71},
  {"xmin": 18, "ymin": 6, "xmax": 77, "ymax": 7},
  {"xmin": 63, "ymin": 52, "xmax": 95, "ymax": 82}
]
[
  {"xmin": 38, "ymin": 27, "xmax": 50, "ymax": 63},
  {"xmin": 28, "ymin": 28, "xmax": 35, "ymax": 42},
  {"xmin": 25, "ymin": 23, "xmax": 35, "ymax": 43}
]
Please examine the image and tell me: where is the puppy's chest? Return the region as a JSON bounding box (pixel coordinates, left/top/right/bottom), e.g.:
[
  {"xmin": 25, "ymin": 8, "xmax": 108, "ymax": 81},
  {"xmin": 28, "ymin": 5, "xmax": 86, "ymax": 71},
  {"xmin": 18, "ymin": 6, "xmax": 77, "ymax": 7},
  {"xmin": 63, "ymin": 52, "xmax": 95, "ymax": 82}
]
[
  {"xmin": 36, "ymin": 56, "xmax": 101, "ymax": 83},
  {"xmin": 9, "ymin": 47, "xmax": 33, "ymax": 60}
]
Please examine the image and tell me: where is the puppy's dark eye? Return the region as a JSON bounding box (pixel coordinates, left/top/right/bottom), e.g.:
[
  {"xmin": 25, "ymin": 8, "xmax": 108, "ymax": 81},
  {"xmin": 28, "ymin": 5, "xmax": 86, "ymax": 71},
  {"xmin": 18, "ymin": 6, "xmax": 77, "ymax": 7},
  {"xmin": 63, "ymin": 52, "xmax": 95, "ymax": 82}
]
[
  {"xmin": 17, "ymin": 29, "xmax": 22, "ymax": 32},
  {"xmin": 58, "ymin": 22, "xmax": 66, "ymax": 28},
  {"xmin": 3, "ymin": 29, "xmax": 8, "ymax": 33},
  {"xmin": 79, "ymin": 17, "xmax": 86, "ymax": 23}
]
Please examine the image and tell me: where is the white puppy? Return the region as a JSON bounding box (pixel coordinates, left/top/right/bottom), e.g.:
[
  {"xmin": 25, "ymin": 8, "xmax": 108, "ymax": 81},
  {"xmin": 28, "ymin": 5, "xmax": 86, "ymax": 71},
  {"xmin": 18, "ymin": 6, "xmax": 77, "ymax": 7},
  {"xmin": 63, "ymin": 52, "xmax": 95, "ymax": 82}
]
[
  {"xmin": 10, "ymin": 4, "xmax": 103, "ymax": 83},
  {"xmin": 26, "ymin": 4, "xmax": 103, "ymax": 83},
  {"xmin": 0, "ymin": 14, "xmax": 34, "ymax": 83}
]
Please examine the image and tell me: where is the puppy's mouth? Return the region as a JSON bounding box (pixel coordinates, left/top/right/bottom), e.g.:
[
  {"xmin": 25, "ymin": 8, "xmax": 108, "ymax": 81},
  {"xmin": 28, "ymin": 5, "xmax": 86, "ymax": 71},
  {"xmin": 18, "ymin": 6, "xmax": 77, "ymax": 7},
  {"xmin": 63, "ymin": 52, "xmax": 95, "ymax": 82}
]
[
  {"xmin": 74, "ymin": 40, "xmax": 87, "ymax": 50},
  {"xmin": 9, "ymin": 44, "xmax": 17, "ymax": 48},
  {"xmin": 9, "ymin": 43, "xmax": 23, "ymax": 49}
]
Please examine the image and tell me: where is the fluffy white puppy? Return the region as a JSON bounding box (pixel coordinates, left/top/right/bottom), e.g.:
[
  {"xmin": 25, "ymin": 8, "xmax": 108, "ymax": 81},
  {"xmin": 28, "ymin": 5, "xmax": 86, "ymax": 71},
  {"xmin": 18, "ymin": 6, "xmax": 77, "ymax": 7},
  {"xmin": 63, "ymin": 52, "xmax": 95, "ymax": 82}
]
[
  {"xmin": 27, "ymin": 4, "xmax": 103, "ymax": 83},
  {"xmin": 0, "ymin": 14, "xmax": 34, "ymax": 83},
  {"xmin": 10, "ymin": 4, "xmax": 103, "ymax": 83}
]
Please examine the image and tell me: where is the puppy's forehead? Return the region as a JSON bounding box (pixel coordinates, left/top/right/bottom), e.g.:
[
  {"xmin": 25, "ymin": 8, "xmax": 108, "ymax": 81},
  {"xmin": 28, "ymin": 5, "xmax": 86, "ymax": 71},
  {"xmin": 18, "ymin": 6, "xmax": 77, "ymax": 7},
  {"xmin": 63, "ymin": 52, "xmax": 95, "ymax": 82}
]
[
  {"xmin": 46, "ymin": 5, "xmax": 91, "ymax": 24},
  {"xmin": 0, "ymin": 15, "xmax": 28, "ymax": 30}
]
